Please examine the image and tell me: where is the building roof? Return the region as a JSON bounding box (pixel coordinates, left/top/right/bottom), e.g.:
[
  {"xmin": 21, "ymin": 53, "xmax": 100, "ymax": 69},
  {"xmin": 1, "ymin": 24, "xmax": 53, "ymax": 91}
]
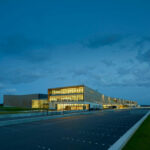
[{"xmin": 48, "ymin": 85, "xmax": 84, "ymax": 90}]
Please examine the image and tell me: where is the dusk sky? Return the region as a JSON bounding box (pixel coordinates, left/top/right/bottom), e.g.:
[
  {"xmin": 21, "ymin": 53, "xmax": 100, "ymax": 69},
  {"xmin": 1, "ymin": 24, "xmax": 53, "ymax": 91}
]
[{"xmin": 0, "ymin": 0, "xmax": 150, "ymax": 104}]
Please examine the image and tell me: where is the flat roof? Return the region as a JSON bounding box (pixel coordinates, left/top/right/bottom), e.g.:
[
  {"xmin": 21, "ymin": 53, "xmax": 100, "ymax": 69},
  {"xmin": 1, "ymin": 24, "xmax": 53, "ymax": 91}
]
[
  {"xmin": 48, "ymin": 85, "xmax": 84, "ymax": 90},
  {"xmin": 4, "ymin": 94, "xmax": 47, "ymax": 96}
]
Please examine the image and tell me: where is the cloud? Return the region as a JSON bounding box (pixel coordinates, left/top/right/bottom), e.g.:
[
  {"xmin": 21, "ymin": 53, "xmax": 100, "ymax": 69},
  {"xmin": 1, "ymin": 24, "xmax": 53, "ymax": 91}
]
[
  {"xmin": 0, "ymin": 66, "xmax": 45, "ymax": 85},
  {"xmin": 133, "ymin": 36, "xmax": 150, "ymax": 64},
  {"xmin": 116, "ymin": 61, "xmax": 150, "ymax": 87},
  {"xmin": 0, "ymin": 83, "xmax": 5, "ymax": 90},
  {"xmin": 101, "ymin": 59, "xmax": 116, "ymax": 67},
  {"xmin": 1, "ymin": 34, "xmax": 150, "ymax": 101},
  {"xmin": 4, "ymin": 88, "xmax": 17, "ymax": 94},
  {"xmin": 0, "ymin": 35, "xmax": 34, "ymax": 54},
  {"xmin": 83, "ymin": 34, "xmax": 122, "ymax": 49},
  {"xmin": 137, "ymin": 49, "xmax": 150, "ymax": 64},
  {"xmin": 134, "ymin": 36, "xmax": 150, "ymax": 49},
  {"xmin": 71, "ymin": 68, "xmax": 88, "ymax": 77},
  {"xmin": 66, "ymin": 48, "xmax": 150, "ymax": 88},
  {"xmin": 0, "ymin": 34, "xmax": 54, "ymax": 88},
  {"xmin": 0, "ymin": 34, "xmax": 52, "ymax": 62},
  {"xmin": 117, "ymin": 67, "xmax": 132, "ymax": 76}
]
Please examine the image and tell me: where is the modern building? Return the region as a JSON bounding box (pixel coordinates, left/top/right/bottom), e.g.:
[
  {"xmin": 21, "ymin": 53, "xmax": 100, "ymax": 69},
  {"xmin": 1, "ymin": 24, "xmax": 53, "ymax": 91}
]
[
  {"xmin": 47, "ymin": 85, "xmax": 101, "ymax": 111},
  {"xmin": 4, "ymin": 94, "xmax": 48, "ymax": 108},
  {"xmin": 4, "ymin": 85, "xmax": 138, "ymax": 110},
  {"xmin": 46, "ymin": 85, "xmax": 137, "ymax": 111}
]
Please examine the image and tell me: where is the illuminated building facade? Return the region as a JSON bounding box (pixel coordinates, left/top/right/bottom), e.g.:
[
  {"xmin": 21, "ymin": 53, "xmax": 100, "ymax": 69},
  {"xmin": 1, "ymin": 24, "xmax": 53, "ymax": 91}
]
[
  {"xmin": 48, "ymin": 85, "xmax": 90, "ymax": 111},
  {"xmin": 4, "ymin": 85, "xmax": 138, "ymax": 110},
  {"xmin": 47, "ymin": 85, "xmax": 137, "ymax": 111}
]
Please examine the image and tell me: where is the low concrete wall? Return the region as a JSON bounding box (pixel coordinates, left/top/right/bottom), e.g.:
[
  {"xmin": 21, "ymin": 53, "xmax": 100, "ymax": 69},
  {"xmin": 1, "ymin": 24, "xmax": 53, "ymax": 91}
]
[
  {"xmin": 0, "ymin": 110, "xmax": 98, "ymax": 127},
  {"xmin": 0, "ymin": 110, "xmax": 89, "ymax": 119},
  {"xmin": 108, "ymin": 111, "xmax": 150, "ymax": 150}
]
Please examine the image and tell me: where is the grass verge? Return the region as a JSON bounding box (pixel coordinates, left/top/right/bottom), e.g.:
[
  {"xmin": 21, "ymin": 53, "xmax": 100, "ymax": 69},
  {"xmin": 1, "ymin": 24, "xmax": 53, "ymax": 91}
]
[
  {"xmin": 122, "ymin": 115, "xmax": 150, "ymax": 150},
  {"xmin": 0, "ymin": 106, "xmax": 44, "ymax": 115},
  {"xmin": 0, "ymin": 111, "xmax": 28, "ymax": 114}
]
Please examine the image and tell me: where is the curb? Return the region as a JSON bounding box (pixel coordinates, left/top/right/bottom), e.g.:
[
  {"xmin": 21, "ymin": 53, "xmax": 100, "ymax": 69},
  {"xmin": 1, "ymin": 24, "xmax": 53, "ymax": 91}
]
[{"xmin": 108, "ymin": 111, "xmax": 150, "ymax": 150}]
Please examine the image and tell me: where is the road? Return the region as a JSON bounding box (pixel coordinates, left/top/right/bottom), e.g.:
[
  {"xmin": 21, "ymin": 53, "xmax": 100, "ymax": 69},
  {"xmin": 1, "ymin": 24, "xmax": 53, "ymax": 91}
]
[{"xmin": 0, "ymin": 109, "xmax": 147, "ymax": 150}]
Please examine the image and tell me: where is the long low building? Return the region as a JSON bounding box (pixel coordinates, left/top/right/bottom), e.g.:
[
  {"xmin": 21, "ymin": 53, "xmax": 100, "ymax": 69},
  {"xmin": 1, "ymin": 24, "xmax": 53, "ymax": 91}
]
[
  {"xmin": 4, "ymin": 94, "xmax": 48, "ymax": 108},
  {"xmin": 4, "ymin": 85, "xmax": 138, "ymax": 110},
  {"xmin": 46, "ymin": 85, "xmax": 137, "ymax": 111}
]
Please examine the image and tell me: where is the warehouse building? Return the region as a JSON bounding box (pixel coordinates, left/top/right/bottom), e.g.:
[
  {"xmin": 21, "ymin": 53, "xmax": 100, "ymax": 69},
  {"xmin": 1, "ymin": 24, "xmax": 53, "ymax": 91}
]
[
  {"xmin": 46, "ymin": 85, "xmax": 137, "ymax": 111},
  {"xmin": 4, "ymin": 94, "xmax": 48, "ymax": 108},
  {"xmin": 4, "ymin": 85, "xmax": 137, "ymax": 110}
]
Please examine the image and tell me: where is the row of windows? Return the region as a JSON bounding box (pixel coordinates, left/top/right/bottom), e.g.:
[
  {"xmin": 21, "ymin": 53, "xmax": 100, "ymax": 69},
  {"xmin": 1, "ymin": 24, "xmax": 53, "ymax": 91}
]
[
  {"xmin": 50, "ymin": 87, "xmax": 84, "ymax": 95},
  {"xmin": 57, "ymin": 104, "xmax": 89, "ymax": 110},
  {"xmin": 49, "ymin": 94, "xmax": 84, "ymax": 101}
]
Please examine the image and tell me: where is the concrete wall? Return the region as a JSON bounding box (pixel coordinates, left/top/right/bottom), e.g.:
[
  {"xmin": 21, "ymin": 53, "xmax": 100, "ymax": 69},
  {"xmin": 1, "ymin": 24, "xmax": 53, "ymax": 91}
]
[{"xmin": 4, "ymin": 94, "xmax": 48, "ymax": 108}]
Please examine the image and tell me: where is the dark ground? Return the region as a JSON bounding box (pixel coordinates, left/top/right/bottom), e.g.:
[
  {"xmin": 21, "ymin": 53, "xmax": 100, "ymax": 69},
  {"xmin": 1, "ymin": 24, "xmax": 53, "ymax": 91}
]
[{"xmin": 0, "ymin": 109, "xmax": 147, "ymax": 150}]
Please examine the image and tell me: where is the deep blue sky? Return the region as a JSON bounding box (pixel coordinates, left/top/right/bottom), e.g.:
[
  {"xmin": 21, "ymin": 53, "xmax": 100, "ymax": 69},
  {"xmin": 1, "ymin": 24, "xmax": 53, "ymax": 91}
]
[{"xmin": 0, "ymin": 0, "xmax": 150, "ymax": 104}]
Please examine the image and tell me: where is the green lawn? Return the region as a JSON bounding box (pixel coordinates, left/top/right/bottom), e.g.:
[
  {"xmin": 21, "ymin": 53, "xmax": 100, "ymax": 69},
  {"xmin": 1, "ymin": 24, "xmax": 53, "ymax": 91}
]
[
  {"xmin": 123, "ymin": 115, "xmax": 150, "ymax": 150},
  {"xmin": 0, "ymin": 106, "xmax": 42, "ymax": 115},
  {"xmin": 0, "ymin": 106, "xmax": 31, "ymax": 111},
  {"xmin": 0, "ymin": 111, "xmax": 28, "ymax": 114}
]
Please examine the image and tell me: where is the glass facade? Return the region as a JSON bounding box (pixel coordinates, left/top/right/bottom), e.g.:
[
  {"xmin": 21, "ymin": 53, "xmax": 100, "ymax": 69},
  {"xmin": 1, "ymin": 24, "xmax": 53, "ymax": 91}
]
[
  {"xmin": 47, "ymin": 85, "xmax": 137, "ymax": 110},
  {"xmin": 48, "ymin": 86, "xmax": 85, "ymax": 110},
  {"xmin": 32, "ymin": 100, "xmax": 48, "ymax": 109},
  {"xmin": 49, "ymin": 86, "xmax": 84, "ymax": 102},
  {"xmin": 50, "ymin": 87, "xmax": 84, "ymax": 95},
  {"xmin": 57, "ymin": 104, "xmax": 89, "ymax": 111},
  {"xmin": 49, "ymin": 94, "xmax": 83, "ymax": 101}
]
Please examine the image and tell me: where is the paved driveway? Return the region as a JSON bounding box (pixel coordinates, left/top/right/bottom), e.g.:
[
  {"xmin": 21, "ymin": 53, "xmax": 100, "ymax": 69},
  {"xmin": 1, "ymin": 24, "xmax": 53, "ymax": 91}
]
[{"xmin": 0, "ymin": 110, "xmax": 146, "ymax": 150}]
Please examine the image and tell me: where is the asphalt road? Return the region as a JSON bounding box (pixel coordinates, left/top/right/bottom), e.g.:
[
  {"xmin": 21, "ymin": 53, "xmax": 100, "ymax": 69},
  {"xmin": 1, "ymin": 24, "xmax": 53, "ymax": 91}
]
[{"xmin": 0, "ymin": 110, "xmax": 147, "ymax": 150}]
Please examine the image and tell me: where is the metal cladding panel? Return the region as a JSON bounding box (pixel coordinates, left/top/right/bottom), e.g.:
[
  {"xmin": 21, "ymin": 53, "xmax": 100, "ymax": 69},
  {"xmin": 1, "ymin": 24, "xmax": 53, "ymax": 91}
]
[
  {"xmin": 4, "ymin": 94, "xmax": 41, "ymax": 108},
  {"xmin": 39, "ymin": 94, "xmax": 48, "ymax": 99},
  {"xmin": 84, "ymin": 86, "xmax": 104, "ymax": 104},
  {"xmin": 116, "ymin": 98, "xmax": 121, "ymax": 104},
  {"xmin": 120, "ymin": 99, "xmax": 124, "ymax": 105},
  {"xmin": 110, "ymin": 97, "xmax": 115, "ymax": 104},
  {"xmin": 104, "ymin": 96, "xmax": 109, "ymax": 104}
]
